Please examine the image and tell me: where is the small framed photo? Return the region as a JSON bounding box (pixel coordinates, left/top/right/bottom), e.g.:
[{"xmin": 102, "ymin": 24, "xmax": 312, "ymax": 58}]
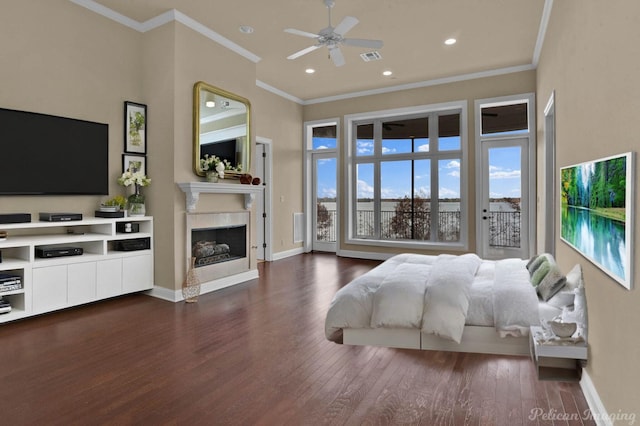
[
  {"xmin": 123, "ymin": 154, "xmax": 146, "ymax": 175},
  {"xmin": 124, "ymin": 101, "xmax": 147, "ymax": 154}
]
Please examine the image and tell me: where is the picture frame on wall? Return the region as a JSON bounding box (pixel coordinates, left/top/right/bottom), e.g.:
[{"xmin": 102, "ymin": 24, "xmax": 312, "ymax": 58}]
[
  {"xmin": 124, "ymin": 101, "xmax": 147, "ymax": 154},
  {"xmin": 560, "ymin": 151, "xmax": 635, "ymax": 290},
  {"xmin": 123, "ymin": 153, "xmax": 146, "ymax": 176}
]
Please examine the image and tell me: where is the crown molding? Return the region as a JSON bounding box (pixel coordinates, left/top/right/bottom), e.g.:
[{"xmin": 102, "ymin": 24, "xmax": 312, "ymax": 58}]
[
  {"xmin": 256, "ymin": 80, "xmax": 304, "ymax": 104},
  {"xmin": 302, "ymin": 64, "xmax": 536, "ymax": 105},
  {"xmin": 69, "ymin": 0, "xmax": 260, "ymax": 63},
  {"xmin": 70, "ymin": 0, "xmax": 551, "ymax": 106}
]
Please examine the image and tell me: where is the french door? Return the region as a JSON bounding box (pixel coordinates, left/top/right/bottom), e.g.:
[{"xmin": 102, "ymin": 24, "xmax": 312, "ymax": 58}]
[
  {"xmin": 479, "ymin": 137, "xmax": 530, "ymax": 259},
  {"xmin": 312, "ymin": 151, "xmax": 337, "ymax": 252}
]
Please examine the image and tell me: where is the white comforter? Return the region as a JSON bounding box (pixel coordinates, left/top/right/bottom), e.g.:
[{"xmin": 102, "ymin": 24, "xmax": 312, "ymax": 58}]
[{"xmin": 325, "ymin": 253, "xmax": 539, "ymax": 344}]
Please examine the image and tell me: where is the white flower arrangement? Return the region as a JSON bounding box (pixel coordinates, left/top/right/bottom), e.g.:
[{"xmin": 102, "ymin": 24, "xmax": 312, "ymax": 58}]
[
  {"xmin": 117, "ymin": 170, "xmax": 151, "ymax": 187},
  {"xmin": 200, "ymin": 154, "xmax": 242, "ymax": 178}
]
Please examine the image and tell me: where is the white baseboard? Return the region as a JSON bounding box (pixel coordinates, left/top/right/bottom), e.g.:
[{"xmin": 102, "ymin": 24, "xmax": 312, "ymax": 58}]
[
  {"xmin": 336, "ymin": 249, "xmax": 394, "ymax": 261},
  {"xmin": 147, "ymin": 269, "xmax": 259, "ymax": 302},
  {"xmin": 272, "ymin": 247, "xmax": 304, "ymax": 261},
  {"xmin": 580, "ymin": 369, "xmax": 612, "ymax": 426}
]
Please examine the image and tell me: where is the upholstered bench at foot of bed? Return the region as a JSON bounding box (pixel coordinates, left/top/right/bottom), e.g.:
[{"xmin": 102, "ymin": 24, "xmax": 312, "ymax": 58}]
[{"xmin": 343, "ymin": 325, "xmax": 530, "ymax": 356}]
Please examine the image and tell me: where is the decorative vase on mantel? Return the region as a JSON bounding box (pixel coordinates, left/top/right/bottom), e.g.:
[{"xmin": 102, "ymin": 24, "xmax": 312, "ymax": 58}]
[
  {"xmin": 127, "ymin": 184, "xmax": 146, "ymax": 217},
  {"xmin": 205, "ymin": 171, "xmax": 219, "ymax": 183},
  {"xmin": 182, "ymin": 257, "xmax": 200, "ymax": 303}
]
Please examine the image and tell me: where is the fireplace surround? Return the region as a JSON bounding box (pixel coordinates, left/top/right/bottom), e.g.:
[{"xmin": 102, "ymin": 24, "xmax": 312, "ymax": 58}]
[{"xmin": 186, "ymin": 212, "xmax": 250, "ymax": 285}]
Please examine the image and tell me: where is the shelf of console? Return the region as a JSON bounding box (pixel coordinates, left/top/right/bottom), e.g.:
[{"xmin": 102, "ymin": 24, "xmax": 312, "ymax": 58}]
[{"xmin": 0, "ymin": 216, "xmax": 154, "ymax": 324}]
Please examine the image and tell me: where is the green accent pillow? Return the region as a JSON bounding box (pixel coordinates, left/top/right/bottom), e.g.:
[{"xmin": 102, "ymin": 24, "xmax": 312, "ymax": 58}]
[
  {"xmin": 536, "ymin": 264, "xmax": 567, "ymax": 301},
  {"xmin": 526, "ymin": 253, "xmax": 553, "ymax": 275},
  {"xmin": 530, "ymin": 258, "xmax": 550, "ymax": 287}
]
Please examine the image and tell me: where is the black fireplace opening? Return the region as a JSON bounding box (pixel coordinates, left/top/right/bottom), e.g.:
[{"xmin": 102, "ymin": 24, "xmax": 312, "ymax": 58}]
[{"xmin": 191, "ymin": 225, "xmax": 246, "ymax": 267}]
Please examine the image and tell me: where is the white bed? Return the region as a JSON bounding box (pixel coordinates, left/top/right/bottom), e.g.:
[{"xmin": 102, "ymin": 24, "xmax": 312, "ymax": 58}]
[{"xmin": 325, "ymin": 253, "xmax": 580, "ymax": 356}]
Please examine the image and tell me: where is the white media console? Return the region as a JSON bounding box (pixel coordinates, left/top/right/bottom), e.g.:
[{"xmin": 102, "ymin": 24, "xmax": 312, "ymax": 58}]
[{"xmin": 0, "ymin": 216, "xmax": 153, "ymax": 323}]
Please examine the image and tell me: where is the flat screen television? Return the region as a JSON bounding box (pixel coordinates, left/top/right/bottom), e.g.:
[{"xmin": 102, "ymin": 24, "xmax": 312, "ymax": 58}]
[
  {"xmin": 200, "ymin": 139, "xmax": 237, "ymax": 165},
  {"xmin": 0, "ymin": 107, "xmax": 109, "ymax": 195}
]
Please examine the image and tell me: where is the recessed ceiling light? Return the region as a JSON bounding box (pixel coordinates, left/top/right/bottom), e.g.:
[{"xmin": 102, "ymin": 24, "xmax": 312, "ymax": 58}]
[
  {"xmin": 239, "ymin": 25, "xmax": 254, "ymax": 34},
  {"xmin": 205, "ymin": 101, "xmax": 215, "ymax": 108},
  {"xmin": 444, "ymin": 38, "xmax": 457, "ymax": 45},
  {"xmin": 382, "ymin": 70, "xmax": 393, "ymax": 76},
  {"xmin": 305, "ymin": 68, "xmax": 315, "ymax": 74}
]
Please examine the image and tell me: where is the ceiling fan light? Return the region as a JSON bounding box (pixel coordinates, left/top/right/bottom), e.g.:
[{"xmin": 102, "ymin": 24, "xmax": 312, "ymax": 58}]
[{"xmin": 444, "ymin": 38, "xmax": 457, "ymax": 45}]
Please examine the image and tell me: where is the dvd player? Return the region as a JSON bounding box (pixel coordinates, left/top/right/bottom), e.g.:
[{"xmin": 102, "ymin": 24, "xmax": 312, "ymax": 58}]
[
  {"xmin": 36, "ymin": 246, "xmax": 83, "ymax": 258},
  {"xmin": 39, "ymin": 212, "xmax": 83, "ymax": 222}
]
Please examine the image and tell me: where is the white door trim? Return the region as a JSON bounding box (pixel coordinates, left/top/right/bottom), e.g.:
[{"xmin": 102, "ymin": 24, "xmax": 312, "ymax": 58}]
[{"xmin": 256, "ymin": 136, "xmax": 273, "ymax": 261}]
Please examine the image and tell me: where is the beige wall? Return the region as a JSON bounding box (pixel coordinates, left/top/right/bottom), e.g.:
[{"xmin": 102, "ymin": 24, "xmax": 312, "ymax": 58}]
[
  {"xmin": 0, "ymin": 1, "xmax": 304, "ymax": 292},
  {"xmin": 0, "ymin": 0, "xmax": 142, "ymax": 213},
  {"xmin": 252, "ymin": 88, "xmax": 305, "ymax": 253},
  {"xmin": 304, "ymin": 71, "xmax": 536, "ymax": 256},
  {"xmin": 537, "ymin": 1, "xmax": 640, "ymax": 416}
]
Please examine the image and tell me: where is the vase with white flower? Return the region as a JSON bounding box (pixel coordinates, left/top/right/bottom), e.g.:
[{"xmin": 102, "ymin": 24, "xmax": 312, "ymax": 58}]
[
  {"xmin": 200, "ymin": 154, "xmax": 243, "ymax": 182},
  {"xmin": 118, "ymin": 169, "xmax": 151, "ymax": 217}
]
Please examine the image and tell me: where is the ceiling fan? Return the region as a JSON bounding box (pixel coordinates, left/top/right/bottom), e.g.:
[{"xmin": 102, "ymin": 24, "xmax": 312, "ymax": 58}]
[{"xmin": 284, "ymin": 0, "xmax": 383, "ymax": 67}]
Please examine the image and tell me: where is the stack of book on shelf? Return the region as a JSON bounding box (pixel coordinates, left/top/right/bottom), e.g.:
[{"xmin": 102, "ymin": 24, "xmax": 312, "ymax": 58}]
[
  {"xmin": 0, "ymin": 274, "xmax": 20, "ymax": 314},
  {"xmin": 0, "ymin": 297, "xmax": 10, "ymax": 314},
  {"xmin": 0, "ymin": 273, "xmax": 21, "ymax": 293}
]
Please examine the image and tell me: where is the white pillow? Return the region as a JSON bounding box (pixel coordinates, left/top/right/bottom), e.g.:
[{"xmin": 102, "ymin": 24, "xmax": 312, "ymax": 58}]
[
  {"xmin": 547, "ymin": 289, "xmax": 575, "ymax": 308},
  {"xmin": 565, "ymin": 264, "xmax": 584, "ymax": 290}
]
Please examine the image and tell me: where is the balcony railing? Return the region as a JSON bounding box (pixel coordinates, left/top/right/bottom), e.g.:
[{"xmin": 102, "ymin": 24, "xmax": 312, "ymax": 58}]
[{"xmin": 316, "ymin": 206, "xmax": 521, "ymax": 248}]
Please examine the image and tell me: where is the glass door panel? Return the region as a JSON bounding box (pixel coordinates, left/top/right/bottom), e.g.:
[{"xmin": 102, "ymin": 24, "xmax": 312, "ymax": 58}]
[
  {"xmin": 480, "ymin": 138, "xmax": 529, "ymax": 259},
  {"xmin": 313, "ymin": 153, "xmax": 337, "ymax": 251}
]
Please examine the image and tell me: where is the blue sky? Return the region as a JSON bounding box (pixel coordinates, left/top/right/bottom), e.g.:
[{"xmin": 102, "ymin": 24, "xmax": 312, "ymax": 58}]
[{"xmin": 313, "ymin": 138, "xmax": 521, "ymax": 200}]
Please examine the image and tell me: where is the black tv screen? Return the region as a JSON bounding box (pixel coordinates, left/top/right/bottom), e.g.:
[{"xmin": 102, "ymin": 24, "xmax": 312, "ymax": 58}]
[
  {"xmin": 200, "ymin": 139, "xmax": 237, "ymax": 166},
  {"xmin": 0, "ymin": 107, "xmax": 108, "ymax": 195}
]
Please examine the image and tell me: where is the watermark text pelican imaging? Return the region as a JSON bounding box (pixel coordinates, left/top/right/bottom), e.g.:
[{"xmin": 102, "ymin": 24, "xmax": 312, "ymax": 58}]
[{"xmin": 529, "ymin": 408, "xmax": 636, "ymax": 425}]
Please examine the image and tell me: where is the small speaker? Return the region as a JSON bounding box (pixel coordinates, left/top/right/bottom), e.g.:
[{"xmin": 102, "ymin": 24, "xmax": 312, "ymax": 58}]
[{"xmin": 0, "ymin": 213, "xmax": 31, "ymax": 224}]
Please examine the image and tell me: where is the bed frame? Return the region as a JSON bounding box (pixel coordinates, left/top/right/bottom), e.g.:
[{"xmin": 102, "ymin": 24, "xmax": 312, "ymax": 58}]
[{"xmin": 343, "ymin": 325, "xmax": 530, "ymax": 356}]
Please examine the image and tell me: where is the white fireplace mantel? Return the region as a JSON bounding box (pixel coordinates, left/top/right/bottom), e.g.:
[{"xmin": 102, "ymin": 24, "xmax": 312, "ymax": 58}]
[{"xmin": 178, "ymin": 182, "xmax": 263, "ymax": 212}]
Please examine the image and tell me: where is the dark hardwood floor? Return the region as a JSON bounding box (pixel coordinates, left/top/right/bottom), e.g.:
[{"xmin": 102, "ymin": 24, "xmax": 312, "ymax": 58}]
[{"xmin": 0, "ymin": 253, "xmax": 594, "ymax": 425}]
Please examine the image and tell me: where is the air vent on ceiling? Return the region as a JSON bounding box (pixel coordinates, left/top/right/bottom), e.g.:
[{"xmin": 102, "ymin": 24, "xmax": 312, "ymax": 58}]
[{"xmin": 360, "ymin": 51, "xmax": 382, "ymax": 62}]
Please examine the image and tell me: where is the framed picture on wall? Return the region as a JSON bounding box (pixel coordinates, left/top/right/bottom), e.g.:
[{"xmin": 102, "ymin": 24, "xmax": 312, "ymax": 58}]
[
  {"xmin": 560, "ymin": 152, "xmax": 635, "ymax": 290},
  {"xmin": 124, "ymin": 101, "xmax": 147, "ymax": 154},
  {"xmin": 122, "ymin": 153, "xmax": 146, "ymax": 176}
]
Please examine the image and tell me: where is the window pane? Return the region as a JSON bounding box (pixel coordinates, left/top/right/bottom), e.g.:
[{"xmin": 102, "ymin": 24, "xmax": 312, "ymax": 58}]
[
  {"xmin": 439, "ymin": 114, "xmax": 460, "ymax": 151},
  {"xmin": 356, "ymin": 123, "xmax": 374, "ymax": 156},
  {"xmin": 438, "ymin": 159, "xmax": 461, "ymax": 241},
  {"xmin": 381, "ymin": 160, "xmax": 411, "ymax": 239},
  {"xmin": 481, "ymin": 103, "xmax": 528, "ymax": 135},
  {"xmin": 312, "ymin": 124, "xmax": 337, "ymax": 149},
  {"xmin": 356, "ymin": 163, "xmax": 374, "ymax": 237},
  {"xmin": 316, "ymin": 157, "xmax": 336, "ymax": 242},
  {"xmin": 488, "ymin": 146, "xmax": 522, "ymax": 248},
  {"xmin": 382, "ymin": 138, "xmax": 412, "ymax": 155},
  {"xmin": 382, "ymin": 117, "xmax": 429, "ymax": 154},
  {"xmin": 414, "ymin": 138, "xmax": 429, "ymax": 153},
  {"xmin": 380, "ymin": 160, "xmax": 431, "ymax": 240},
  {"xmin": 413, "ymin": 159, "xmax": 431, "ymax": 240}
]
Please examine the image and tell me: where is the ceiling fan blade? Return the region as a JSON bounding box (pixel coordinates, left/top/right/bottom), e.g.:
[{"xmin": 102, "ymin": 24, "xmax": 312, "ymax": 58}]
[
  {"xmin": 343, "ymin": 38, "xmax": 384, "ymax": 49},
  {"xmin": 287, "ymin": 44, "xmax": 322, "ymax": 60},
  {"xmin": 284, "ymin": 28, "xmax": 320, "ymax": 39},
  {"xmin": 333, "ymin": 16, "xmax": 358, "ymax": 36},
  {"xmin": 329, "ymin": 46, "xmax": 345, "ymax": 67}
]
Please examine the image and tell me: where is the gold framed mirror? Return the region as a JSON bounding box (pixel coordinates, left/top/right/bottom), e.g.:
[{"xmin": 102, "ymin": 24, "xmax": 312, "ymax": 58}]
[{"xmin": 193, "ymin": 81, "xmax": 251, "ymax": 177}]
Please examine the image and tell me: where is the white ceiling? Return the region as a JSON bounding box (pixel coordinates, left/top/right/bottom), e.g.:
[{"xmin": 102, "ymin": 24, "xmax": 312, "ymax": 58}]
[{"xmin": 82, "ymin": 0, "xmax": 549, "ymax": 103}]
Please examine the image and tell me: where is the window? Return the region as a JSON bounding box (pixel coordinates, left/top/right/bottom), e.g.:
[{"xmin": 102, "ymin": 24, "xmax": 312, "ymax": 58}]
[{"xmin": 346, "ymin": 102, "xmax": 467, "ymax": 249}]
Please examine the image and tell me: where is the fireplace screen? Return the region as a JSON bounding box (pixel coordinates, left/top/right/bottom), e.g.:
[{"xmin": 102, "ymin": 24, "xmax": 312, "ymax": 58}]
[{"xmin": 191, "ymin": 225, "xmax": 247, "ymax": 267}]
